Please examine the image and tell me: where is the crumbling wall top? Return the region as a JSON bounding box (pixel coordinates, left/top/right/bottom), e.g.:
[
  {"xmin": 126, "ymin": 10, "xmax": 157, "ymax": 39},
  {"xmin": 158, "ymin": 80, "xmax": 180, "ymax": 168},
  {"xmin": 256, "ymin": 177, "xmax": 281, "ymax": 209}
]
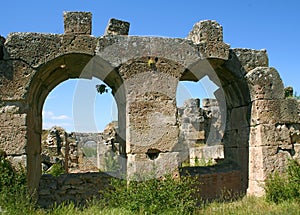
[
  {"xmin": 187, "ymin": 20, "xmax": 230, "ymax": 60},
  {"xmin": 187, "ymin": 20, "xmax": 223, "ymax": 43},
  {"xmin": 104, "ymin": 18, "xmax": 130, "ymax": 36},
  {"xmin": 64, "ymin": 11, "xmax": 92, "ymax": 35}
]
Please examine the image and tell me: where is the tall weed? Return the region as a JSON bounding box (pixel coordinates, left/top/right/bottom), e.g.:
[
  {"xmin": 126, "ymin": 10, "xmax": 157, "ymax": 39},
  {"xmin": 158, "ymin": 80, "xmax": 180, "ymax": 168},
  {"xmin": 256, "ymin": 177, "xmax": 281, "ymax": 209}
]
[
  {"xmin": 99, "ymin": 174, "xmax": 198, "ymax": 214},
  {"xmin": 0, "ymin": 153, "xmax": 36, "ymax": 214},
  {"xmin": 265, "ymin": 159, "xmax": 300, "ymax": 203}
]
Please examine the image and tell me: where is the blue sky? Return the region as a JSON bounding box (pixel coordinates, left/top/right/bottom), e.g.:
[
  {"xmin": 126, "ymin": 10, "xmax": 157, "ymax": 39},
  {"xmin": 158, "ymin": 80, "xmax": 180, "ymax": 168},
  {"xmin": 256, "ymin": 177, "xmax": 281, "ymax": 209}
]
[{"xmin": 2, "ymin": 0, "xmax": 300, "ymax": 132}]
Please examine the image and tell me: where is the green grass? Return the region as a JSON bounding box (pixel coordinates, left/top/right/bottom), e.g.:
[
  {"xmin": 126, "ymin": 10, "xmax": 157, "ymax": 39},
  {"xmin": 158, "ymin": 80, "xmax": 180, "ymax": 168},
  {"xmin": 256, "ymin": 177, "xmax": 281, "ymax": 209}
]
[
  {"xmin": 1, "ymin": 196, "xmax": 298, "ymax": 215},
  {"xmin": 197, "ymin": 196, "xmax": 300, "ymax": 215},
  {"xmin": 1, "ymin": 189, "xmax": 299, "ymax": 215}
]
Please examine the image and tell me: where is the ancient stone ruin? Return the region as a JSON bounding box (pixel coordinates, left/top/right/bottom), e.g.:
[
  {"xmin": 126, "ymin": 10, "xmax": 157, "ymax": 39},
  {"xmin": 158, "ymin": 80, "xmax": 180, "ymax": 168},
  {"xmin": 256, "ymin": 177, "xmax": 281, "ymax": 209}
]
[
  {"xmin": 41, "ymin": 122, "xmax": 121, "ymax": 174},
  {"xmin": 1, "ymin": 12, "xmax": 300, "ymax": 206}
]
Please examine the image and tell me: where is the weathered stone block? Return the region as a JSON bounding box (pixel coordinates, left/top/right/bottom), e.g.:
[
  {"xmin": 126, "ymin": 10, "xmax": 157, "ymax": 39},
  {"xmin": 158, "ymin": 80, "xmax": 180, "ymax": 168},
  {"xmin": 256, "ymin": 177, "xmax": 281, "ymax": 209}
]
[
  {"xmin": 223, "ymin": 128, "xmax": 250, "ymax": 148},
  {"xmin": 154, "ymin": 152, "xmax": 180, "ymax": 178},
  {"xmin": 222, "ymin": 81, "xmax": 250, "ymax": 109},
  {"xmin": 0, "ymin": 61, "xmax": 36, "ymax": 100},
  {"xmin": 60, "ymin": 35, "xmax": 97, "ymax": 55},
  {"xmin": 245, "ymin": 67, "xmax": 284, "ymax": 101},
  {"xmin": 187, "ymin": 20, "xmax": 224, "ymax": 43},
  {"xmin": 249, "ymin": 123, "xmax": 294, "ymax": 148},
  {"xmin": 233, "ymin": 48, "xmax": 269, "ymax": 72},
  {"xmin": 64, "ymin": 12, "xmax": 92, "ymax": 35},
  {"xmin": 293, "ymin": 143, "xmax": 300, "ymax": 161},
  {"xmin": 127, "ymin": 152, "xmax": 179, "ymax": 180},
  {"xmin": 249, "ymin": 124, "xmax": 275, "ymax": 147},
  {"xmin": 251, "ymin": 99, "xmax": 300, "ymax": 125},
  {"xmin": 247, "ymin": 179, "xmax": 265, "ymax": 197},
  {"xmin": 124, "ymin": 67, "xmax": 179, "ymax": 154},
  {"xmin": 105, "ymin": 18, "xmax": 130, "ymax": 36},
  {"xmin": 0, "ymin": 126, "xmax": 27, "ymax": 155},
  {"xmin": 189, "ymin": 145, "xmax": 224, "ymax": 163},
  {"xmin": 0, "ymin": 113, "xmax": 26, "ymax": 127},
  {"xmin": 127, "ymin": 124, "xmax": 179, "ymax": 154},
  {"xmin": 275, "ymin": 124, "xmax": 293, "ymax": 149},
  {"xmin": 186, "ymin": 130, "xmax": 205, "ymax": 140},
  {"xmin": 127, "ymin": 153, "xmax": 155, "ymax": 180},
  {"xmin": 4, "ymin": 33, "xmax": 62, "ymax": 67},
  {"xmin": 98, "ymin": 36, "xmax": 201, "ymax": 70},
  {"xmin": 228, "ymin": 106, "xmax": 250, "ymax": 130},
  {"xmin": 249, "ymin": 146, "xmax": 291, "ymax": 181},
  {"xmin": 202, "ymin": 98, "xmax": 218, "ymax": 108},
  {"xmin": 187, "ymin": 20, "xmax": 230, "ymax": 60},
  {"xmin": 198, "ymin": 41, "xmax": 230, "ymax": 60}
]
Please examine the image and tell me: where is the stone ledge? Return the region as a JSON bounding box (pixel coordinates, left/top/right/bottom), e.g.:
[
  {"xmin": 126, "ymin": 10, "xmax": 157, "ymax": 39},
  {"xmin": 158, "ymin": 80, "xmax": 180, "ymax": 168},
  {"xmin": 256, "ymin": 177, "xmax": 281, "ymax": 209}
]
[
  {"xmin": 249, "ymin": 123, "xmax": 300, "ymax": 147},
  {"xmin": 251, "ymin": 99, "xmax": 300, "ymax": 125},
  {"xmin": 233, "ymin": 48, "xmax": 268, "ymax": 72}
]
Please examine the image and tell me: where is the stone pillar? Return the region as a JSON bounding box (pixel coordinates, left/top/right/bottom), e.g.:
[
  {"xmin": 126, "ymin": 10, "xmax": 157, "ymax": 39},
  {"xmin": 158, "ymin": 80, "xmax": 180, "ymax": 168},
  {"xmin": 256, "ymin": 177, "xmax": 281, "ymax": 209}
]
[
  {"xmin": 120, "ymin": 57, "xmax": 182, "ymax": 180},
  {"xmin": 246, "ymin": 67, "xmax": 300, "ymax": 196},
  {"xmin": 26, "ymin": 109, "xmax": 42, "ymax": 193}
]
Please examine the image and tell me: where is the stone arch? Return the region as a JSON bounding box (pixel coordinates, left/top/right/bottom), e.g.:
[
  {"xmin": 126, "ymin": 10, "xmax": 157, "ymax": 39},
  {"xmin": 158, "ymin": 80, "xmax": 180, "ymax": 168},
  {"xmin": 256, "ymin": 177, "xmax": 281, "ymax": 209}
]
[
  {"xmin": 96, "ymin": 35, "xmax": 251, "ymax": 194},
  {"xmin": 181, "ymin": 54, "xmax": 252, "ymax": 193},
  {"xmin": 0, "ymin": 12, "xmax": 298, "ymax": 200},
  {"xmin": 26, "ymin": 53, "xmax": 126, "ymax": 191}
]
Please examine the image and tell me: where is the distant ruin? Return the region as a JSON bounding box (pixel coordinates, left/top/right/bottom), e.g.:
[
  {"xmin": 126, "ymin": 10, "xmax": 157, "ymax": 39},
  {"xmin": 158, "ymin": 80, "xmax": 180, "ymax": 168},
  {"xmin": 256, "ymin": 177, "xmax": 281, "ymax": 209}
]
[
  {"xmin": 1, "ymin": 12, "xmax": 300, "ymax": 206},
  {"xmin": 41, "ymin": 97, "xmax": 225, "ymax": 175}
]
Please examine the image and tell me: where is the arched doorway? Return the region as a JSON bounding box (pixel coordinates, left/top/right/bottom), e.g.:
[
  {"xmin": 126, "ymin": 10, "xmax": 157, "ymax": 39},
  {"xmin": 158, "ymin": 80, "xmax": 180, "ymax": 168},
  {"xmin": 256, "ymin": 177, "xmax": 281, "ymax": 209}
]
[
  {"xmin": 26, "ymin": 53, "xmax": 126, "ymax": 191},
  {"xmin": 41, "ymin": 78, "xmax": 119, "ymax": 173},
  {"xmin": 181, "ymin": 55, "xmax": 251, "ymax": 193}
]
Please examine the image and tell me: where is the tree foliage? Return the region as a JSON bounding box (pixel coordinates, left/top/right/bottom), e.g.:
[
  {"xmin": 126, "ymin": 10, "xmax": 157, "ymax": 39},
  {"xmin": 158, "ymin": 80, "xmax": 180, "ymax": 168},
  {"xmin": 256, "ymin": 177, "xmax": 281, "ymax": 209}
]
[{"xmin": 96, "ymin": 84, "xmax": 109, "ymax": 94}]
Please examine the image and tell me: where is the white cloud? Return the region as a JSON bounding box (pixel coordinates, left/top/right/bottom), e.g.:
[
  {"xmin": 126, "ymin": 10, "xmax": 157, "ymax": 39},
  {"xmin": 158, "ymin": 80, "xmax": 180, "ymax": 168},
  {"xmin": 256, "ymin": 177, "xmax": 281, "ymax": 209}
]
[
  {"xmin": 43, "ymin": 122, "xmax": 73, "ymax": 131},
  {"xmin": 51, "ymin": 115, "xmax": 71, "ymax": 120},
  {"xmin": 42, "ymin": 110, "xmax": 73, "ymax": 131},
  {"xmin": 42, "ymin": 111, "xmax": 71, "ymax": 120},
  {"xmin": 42, "ymin": 111, "xmax": 54, "ymax": 118}
]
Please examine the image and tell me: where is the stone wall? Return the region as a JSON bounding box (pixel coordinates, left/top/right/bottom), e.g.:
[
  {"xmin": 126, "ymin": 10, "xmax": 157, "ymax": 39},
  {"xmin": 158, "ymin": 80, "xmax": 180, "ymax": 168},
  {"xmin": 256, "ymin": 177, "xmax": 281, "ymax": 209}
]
[
  {"xmin": 38, "ymin": 172, "xmax": 113, "ymax": 208},
  {"xmin": 41, "ymin": 123, "xmax": 122, "ymax": 174},
  {"xmin": 181, "ymin": 161, "xmax": 243, "ymax": 200},
  {"xmin": 38, "ymin": 163, "xmax": 242, "ymax": 208},
  {"xmin": 0, "ymin": 11, "xmax": 299, "ymax": 197},
  {"xmin": 245, "ymin": 68, "xmax": 300, "ymax": 195},
  {"xmin": 178, "ymin": 98, "xmax": 224, "ymax": 165}
]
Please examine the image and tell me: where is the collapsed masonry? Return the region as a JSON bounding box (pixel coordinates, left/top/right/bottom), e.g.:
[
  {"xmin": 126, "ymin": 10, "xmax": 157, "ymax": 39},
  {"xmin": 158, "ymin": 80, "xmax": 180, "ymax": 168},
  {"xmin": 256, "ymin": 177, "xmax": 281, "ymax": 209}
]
[
  {"xmin": 178, "ymin": 98, "xmax": 224, "ymax": 165},
  {"xmin": 41, "ymin": 122, "xmax": 120, "ymax": 173},
  {"xmin": 0, "ymin": 11, "xmax": 300, "ymax": 200}
]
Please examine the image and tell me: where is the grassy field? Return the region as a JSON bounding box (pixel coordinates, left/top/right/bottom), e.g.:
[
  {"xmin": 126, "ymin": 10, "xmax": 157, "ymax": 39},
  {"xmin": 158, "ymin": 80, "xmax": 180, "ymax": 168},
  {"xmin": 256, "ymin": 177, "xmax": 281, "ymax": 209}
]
[
  {"xmin": 1, "ymin": 153, "xmax": 299, "ymax": 215},
  {"xmin": 0, "ymin": 195, "xmax": 299, "ymax": 215}
]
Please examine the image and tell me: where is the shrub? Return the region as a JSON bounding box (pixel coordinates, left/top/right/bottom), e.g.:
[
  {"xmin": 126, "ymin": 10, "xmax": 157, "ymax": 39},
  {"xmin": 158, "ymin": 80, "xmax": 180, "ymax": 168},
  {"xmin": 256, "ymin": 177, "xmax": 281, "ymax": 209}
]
[
  {"xmin": 0, "ymin": 153, "xmax": 36, "ymax": 214},
  {"xmin": 0, "ymin": 152, "xmax": 26, "ymax": 193},
  {"xmin": 47, "ymin": 163, "xmax": 66, "ymax": 176},
  {"xmin": 265, "ymin": 159, "xmax": 300, "ymax": 203},
  {"xmin": 99, "ymin": 174, "xmax": 198, "ymax": 214},
  {"xmin": 0, "ymin": 153, "xmax": 15, "ymax": 191}
]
